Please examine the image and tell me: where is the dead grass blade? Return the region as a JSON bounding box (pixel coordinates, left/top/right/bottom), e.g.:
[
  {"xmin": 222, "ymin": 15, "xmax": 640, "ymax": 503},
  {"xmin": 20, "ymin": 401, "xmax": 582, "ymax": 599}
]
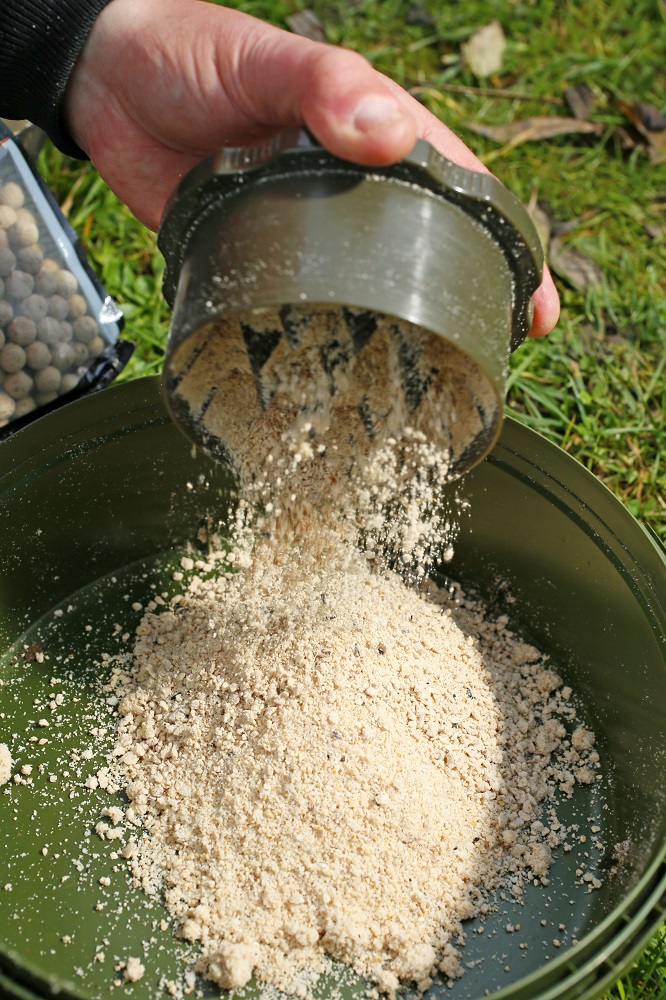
[{"xmin": 467, "ymin": 116, "xmax": 604, "ymax": 144}]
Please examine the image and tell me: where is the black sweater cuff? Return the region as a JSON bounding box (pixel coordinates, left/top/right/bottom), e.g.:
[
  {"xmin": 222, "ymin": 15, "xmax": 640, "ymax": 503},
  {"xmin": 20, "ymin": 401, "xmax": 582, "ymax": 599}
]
[{"xmin": 0, "ymin": 0, "xmax": 115, "ymax": 158}]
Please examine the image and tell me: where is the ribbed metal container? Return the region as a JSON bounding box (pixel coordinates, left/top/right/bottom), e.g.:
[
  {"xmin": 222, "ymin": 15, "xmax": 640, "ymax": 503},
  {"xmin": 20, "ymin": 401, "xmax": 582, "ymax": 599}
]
[{"xmin": 157, "ymin": 132, "xmax": 542, "ymax": 476}]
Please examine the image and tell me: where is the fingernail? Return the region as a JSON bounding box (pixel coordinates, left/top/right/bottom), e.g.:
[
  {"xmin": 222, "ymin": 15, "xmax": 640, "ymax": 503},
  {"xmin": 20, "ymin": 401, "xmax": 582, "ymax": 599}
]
[{"xmin": 352, "ymin": 95, "xmax": 404, "ymax": 134}]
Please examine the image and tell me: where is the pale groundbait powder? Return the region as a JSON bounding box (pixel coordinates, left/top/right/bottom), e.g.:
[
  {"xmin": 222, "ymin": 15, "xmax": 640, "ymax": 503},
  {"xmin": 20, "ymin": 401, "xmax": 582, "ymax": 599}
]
[
  {"xmin": 105, "ymin": 542, "xmax": 600, "ymax": 998},
  {"xmin": 0, "ymin": 743, "xmax": 12, "ymax": 785},
  {"xmin": 97, "ymin": 305, "xmax": 601, "ymax": 997},
  {"xmin": 168, "ymin": 304, "xmax": 500, "ymax": 577}
]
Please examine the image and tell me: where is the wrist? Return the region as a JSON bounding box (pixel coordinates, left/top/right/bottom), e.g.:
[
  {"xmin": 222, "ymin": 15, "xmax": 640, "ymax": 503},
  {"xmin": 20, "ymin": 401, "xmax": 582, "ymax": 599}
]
[
  {"xmin": 1, "ymin": 0, "xmax": 115, "ymax": 158},
  {"xmin": 63, "ymin": 0, "xmax": 134, "ymax": 154}
]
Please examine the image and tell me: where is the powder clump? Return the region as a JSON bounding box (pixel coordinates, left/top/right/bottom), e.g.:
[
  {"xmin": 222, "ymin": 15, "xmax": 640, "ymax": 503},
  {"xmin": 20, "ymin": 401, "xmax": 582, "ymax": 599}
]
[
  {"xmin": 122, "ymin": 957, "xmax": 145, "ymax": 983},
  {"xmin": 0, "ymin": 743, "xmax": 12, "ymax": 785}
]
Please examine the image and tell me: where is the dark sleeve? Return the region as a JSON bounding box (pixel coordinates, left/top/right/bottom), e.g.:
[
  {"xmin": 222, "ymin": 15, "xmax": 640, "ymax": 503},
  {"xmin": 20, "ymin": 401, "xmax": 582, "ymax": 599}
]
[{"xmin": 0, "ymin": 0, "xmax": 115, "ymax": 158}]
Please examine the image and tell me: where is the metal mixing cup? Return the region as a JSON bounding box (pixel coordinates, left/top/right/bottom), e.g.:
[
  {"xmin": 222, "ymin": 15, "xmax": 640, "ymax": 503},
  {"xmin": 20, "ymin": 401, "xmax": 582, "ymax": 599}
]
[{"xmin": 157, "ymin": 129, "xmax": 543, "ymax": 478}]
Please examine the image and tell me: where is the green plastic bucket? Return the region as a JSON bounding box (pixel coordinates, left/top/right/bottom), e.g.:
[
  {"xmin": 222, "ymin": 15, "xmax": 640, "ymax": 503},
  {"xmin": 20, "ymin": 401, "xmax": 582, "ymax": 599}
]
[{"xmin": 0, "ymin": 376, "xmax": 664, "ymax": 1000}]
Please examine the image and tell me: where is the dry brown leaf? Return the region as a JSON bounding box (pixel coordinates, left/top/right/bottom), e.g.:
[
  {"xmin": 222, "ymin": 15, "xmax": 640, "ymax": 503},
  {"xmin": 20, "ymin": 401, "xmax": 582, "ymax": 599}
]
[
  {"xmin": 646, "ymin": 131, "xmax": 666, "ymax": 165},
  {"xmin": 609, "ymin": 125, "xmax": 642, "ymax": 154},
  {"xmin": 549, "ymin": 208, "xmax": 603, "ymax": 237},
  {"xmin": 405, "ymin": 4, "xmax": 437, "ymax": 29},
  {"xmin": 549, "ymin": 237, "xmax": 602, "ymax": 290},
  {"xmin": 467, "ymin": 116, "xmax": 603, "ymax": 145},
  {"xmin": 461, "ymin": 21, "xmax": 506, "ymax": 78},
  {"xmin": 563, "ymin": 83, "xmax": 596, "ymax": 120},
  {"xmin": 638, "ymin": 102, "xmax": 666, "ymax": 130},
  {"xmin": 614, "ymin": 98, "xmax": 666, "ymax": 164},
  {"xmin": 615, "ymin": 98, "xmax": 653, "ymax": 140},
  {"xmin": 645, "ymin": 223, "xmax": 665, "ymax": 240},
  {"xmin": 618, "ymin": 99, "xmax": 666, "ymax": 133},
  {"xmin": 523, "ymin": 195, "xmax": 552, "ymax": 257},
  {"xmin": 286, "ymin": 9, "xmax": 326, "ymax": 42}
]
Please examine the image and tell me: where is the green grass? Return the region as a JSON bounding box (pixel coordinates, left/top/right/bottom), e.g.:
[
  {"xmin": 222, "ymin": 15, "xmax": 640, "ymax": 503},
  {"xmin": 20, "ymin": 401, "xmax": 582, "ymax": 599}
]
[
  {"xmin": 603, "ymin": 925, "xmax": 666, "ymax": 1000},
  {"xmin": 39, "ymin": 157, "xmax": 170, "ymax": 379},
  {"xmin": 36, "ymin": 0, "xmax": 665, "ymax": 995}
]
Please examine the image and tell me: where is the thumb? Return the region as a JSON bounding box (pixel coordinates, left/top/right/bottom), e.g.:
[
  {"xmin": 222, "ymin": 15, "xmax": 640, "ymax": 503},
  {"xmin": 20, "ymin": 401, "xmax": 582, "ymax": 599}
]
[
  {"xmin": 230, "ymin": 21, "xmax": 418, "ymax": 165},
  {"xmin": 299, "ymin": 48, "xmax": 418, "ymax": 165}
]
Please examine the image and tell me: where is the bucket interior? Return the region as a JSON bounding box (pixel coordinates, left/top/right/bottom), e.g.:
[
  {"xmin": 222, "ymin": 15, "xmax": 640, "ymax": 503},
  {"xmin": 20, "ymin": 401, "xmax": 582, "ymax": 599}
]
[{"xmin": 0, "ymin": 376, "xmax": 664, "ymax": 1000}]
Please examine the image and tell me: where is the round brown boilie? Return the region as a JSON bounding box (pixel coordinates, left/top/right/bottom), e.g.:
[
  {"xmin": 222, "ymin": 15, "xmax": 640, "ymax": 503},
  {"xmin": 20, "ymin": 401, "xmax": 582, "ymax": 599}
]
[
  {"xmin": 0, "ymin": 390, "xmax": 16, "ymax": 421},
  {"xmin": 14, "ymin": 395, "xmax": 36, "ymax": 418},
  {"xmin": 0, "ymin": 205, "xmax": 17, "ymax": 230},
  {"xmin": 0, "ymin": 342, "xmax": 27, "ymax": 374},
  {"xmin": 0, "ymin": 246, "xmax": 16, "ymax": 277},
  {"xmin": 7, "ymin": 316, "xmax": 37, "ymax": 346},
  {"xmin": 59, "ymin": 372, "xmax": 81, "ymax": 394},
  {"xmin": 5, "ymin": 269, "xmax": 34, "ymax": 301},
  {"xmin": 16, "ymin": 245, "xmax": 44, "ymax": 275},
  {"xmin": 47, "ymin": 294, "xmax": 69, "ymax": 320},
  {"xmin": 3, "ymin": 370, "xmax": 33, "ymax": 400},
  {"xmin": 59, "ymin": 321, "xmax": 73, "ymax": 343},
  {"xmin": 14, "ymin": 207, "xmax": 35, "ymax": 225},
  {"xmin": 41, "ymin": 257, "xmax": 60, "ymax": 274},
  {"xmin": 33, "ymin": 365, "xmax": 61, "ymax": 394},
  {"xmin": 25, "ymin": 340, "xmax": 51, "ymax": 371},
  {"xmin": 87, "ymin": 335, "xmax": 105, "ymax": 358},
  {"xmin": 69, "ymin": 342, "xmax": 89, "ymax": 366},
  {"xmin": 35, "ymin": 390, "xmax": 58, "ymax": 406},
  {"xmin": 36, "ymin": 317, "xmax": 62, "ymax": 347},
  {"xmin": 55, "ymin": 269, "xmax": 78, "ymax": 297},
  {"xmin": 50, "ymin": 342, "xmax": 75, "ymax": 372},
  {"xmin": 34, "ymin": 269, "xmax": 58, "ymax": 297},
  {"xmin": 73, "ymin": 315, "xmax": 99, "ymax": 343},
  {"xmin": 0, "ymin": 301, "xmax": 14, "ymax": 328},
  {"xmin": 67, "ymin": 293, "xmax": 88, "ymax": 319},
  {"xmin": 18, "ymin": 293, "xmax": 49, "ymax": 322},
  {"xmin": 0, "ymin": 182, "xmax": 26, "ymax": 211},
  {"xmin": 8, "ymin": 219, "xmax": 40, "ymax": 249}
]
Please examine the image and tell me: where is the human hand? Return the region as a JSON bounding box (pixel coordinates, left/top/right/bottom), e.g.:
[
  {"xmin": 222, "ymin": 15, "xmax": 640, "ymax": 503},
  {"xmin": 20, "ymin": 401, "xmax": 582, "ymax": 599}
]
[{"xmin": 64, "ymin": 0, "xmax": 559, "ymax": 337}]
